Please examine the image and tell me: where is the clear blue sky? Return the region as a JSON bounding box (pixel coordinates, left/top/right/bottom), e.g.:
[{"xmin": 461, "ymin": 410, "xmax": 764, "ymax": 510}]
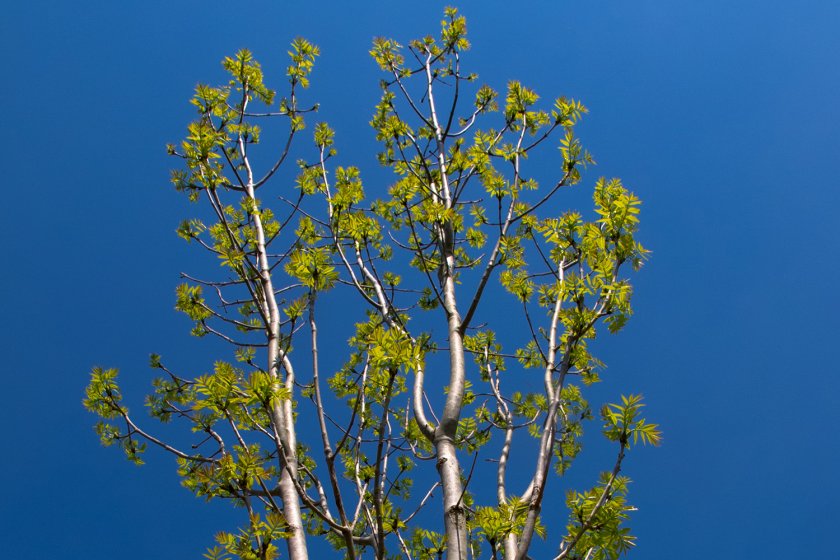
[{"xmin": 1, "ymin": 1, "xmax": 838, "ymax": 558}]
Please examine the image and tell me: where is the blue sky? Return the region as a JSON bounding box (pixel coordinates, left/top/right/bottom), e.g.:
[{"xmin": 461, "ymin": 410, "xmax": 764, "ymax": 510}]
[{"xmin": 1, "ymin": 0, "xmax": 838, "ymax": 558}]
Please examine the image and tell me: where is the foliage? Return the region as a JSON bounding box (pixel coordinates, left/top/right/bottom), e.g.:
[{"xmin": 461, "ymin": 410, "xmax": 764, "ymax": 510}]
[{"xmin": 85, "ymin": 8, "xmax": 658, "ymax": 560}]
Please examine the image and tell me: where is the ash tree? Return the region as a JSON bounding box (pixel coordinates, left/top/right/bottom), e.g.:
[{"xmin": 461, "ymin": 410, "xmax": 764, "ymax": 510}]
[{"xmin": 85, "ymin": 8, "xmax": 659, "ymax": 560}]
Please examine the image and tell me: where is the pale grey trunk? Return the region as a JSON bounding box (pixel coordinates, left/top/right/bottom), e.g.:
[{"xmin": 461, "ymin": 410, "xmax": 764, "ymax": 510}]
[
  {"xmin": 425, "ymin": 46, "xmax": 470, "ymax": 559},
  {"xmin": 435, "ymin": 436, "xmax": 468, "ymax": 560},
  {"xmin": 438, "ymin": 270, "xmax": 469, "ymax": 560},
  {"xmin": 515, "ymin": 399, "xmax": 560, "ymax": 560},
  {"xmin": 514, "ymin": 293, "xmax": 566, "ymax": 560},
  {"xmin": 269, "ymin": 366, "xmax": 308, "ymax": 560},
  {"xmin": 247, "ymin": 176, "xmax": 309, "ymax": 560}
]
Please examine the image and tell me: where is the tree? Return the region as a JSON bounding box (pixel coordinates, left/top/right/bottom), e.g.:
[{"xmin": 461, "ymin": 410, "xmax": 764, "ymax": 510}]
[{"xmin": 85, "ymin": 8, "xmax": 659, "ymax": 560}]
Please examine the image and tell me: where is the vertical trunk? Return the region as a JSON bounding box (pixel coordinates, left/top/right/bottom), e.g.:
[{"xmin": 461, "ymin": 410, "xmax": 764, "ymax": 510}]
[
  {"xmin": 515, "ymin": 295, "xmax": 568, "ymax": 560},
  {"xmin": 232, "ymin": 87, "xmax": 308, "ymax": 559},
  {"xmin": 515, "ymin": 400, "xmax": 560, "ymax": 560},
  {"xmin": 270, "ymin": 370, "xmax": 309, "ymax": 560},
  {"xmin": 426, "ymin": 47, "xmax": 469, "ymax": 558},
  {"xmin": 247, "ymin": 179, "xmax": 308, "ymax": 560},
  {"xmin": 437, "ymin": 268, "xmax": 468, "ymax": 560},
  {"xmin": 436, "ymin": 435, "xmax": 468, "ymax": 560}
]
